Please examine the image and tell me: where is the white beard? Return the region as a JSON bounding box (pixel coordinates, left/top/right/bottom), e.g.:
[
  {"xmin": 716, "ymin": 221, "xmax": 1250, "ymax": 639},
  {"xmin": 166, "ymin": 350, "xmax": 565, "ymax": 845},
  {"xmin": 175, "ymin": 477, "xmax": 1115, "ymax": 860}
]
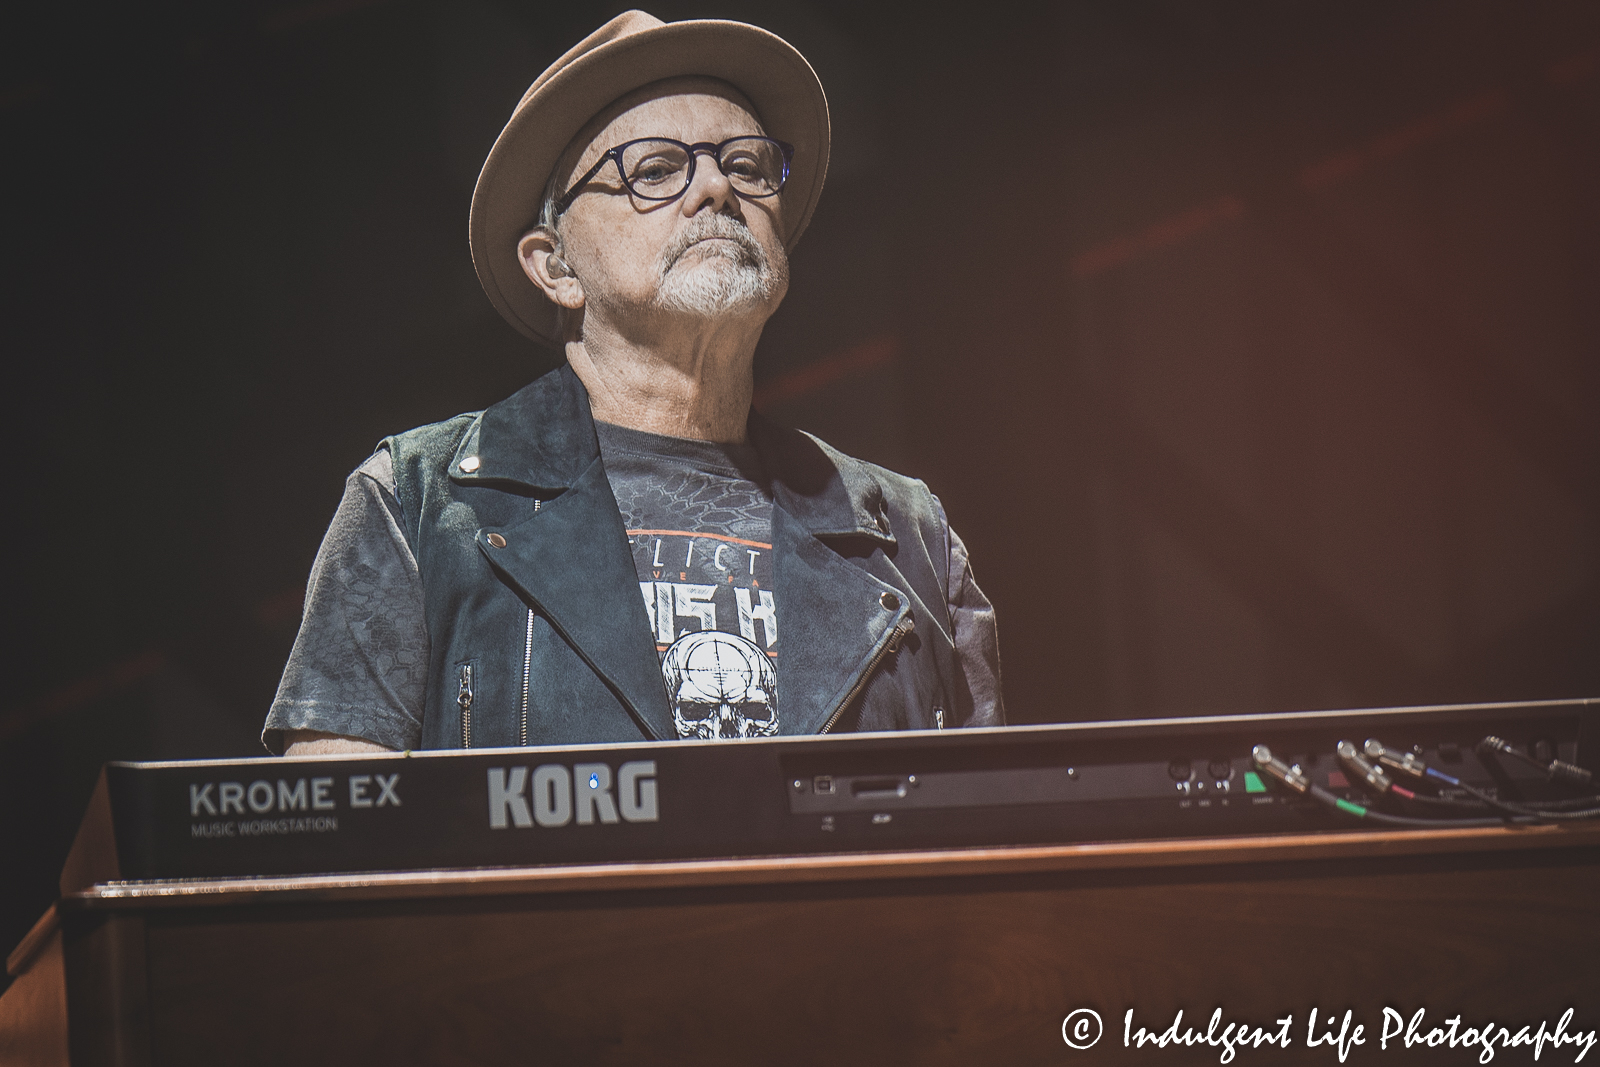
[{"xmin": 652, "ymin": 216, "xmax": 785, "ymax": 317}]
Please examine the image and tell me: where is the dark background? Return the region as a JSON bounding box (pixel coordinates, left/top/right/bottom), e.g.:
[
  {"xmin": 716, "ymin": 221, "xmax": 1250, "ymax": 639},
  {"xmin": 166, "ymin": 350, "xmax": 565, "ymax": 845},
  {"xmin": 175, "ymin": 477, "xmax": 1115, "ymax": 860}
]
[{"xmin": 3, "ymin": 0, "xmax": 1597, "ymax": 960}]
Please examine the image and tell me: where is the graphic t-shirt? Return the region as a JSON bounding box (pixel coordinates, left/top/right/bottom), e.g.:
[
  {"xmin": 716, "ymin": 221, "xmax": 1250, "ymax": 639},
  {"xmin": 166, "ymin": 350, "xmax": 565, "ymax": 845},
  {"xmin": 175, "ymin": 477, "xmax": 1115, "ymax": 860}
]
[{"xmin": 594, "ymin": 420, "xmax": 780, "ymax": 741}]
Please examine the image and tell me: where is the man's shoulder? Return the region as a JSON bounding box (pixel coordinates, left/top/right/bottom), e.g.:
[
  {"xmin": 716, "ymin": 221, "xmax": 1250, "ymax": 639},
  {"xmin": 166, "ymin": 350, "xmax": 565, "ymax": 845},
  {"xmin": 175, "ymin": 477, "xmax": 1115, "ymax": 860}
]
[
  {"xmin": 377, "ymin": 366, "xmax": 581, "ymax": 522},
  {"xmin": 378, "ymin": 411, "xmax": 484, "ymax": 529},
  {"xmin": 755, "ymin": 415, "xmax": 944, "ymax": 536},
  {"xmin": 385, "ymin": 411, "xmax": 482, "ymax": 462},
  {"xmin": 800, "ymin": 430, "xmax": 932, "ymax": 503}
]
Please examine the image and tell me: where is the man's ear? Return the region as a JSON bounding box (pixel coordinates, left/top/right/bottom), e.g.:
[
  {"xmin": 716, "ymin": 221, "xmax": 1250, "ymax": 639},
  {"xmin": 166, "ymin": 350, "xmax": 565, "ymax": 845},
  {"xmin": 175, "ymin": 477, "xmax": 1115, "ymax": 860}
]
[{"xmin": 516, "ymin": 228, "xmax": 585, "ymax": 310}]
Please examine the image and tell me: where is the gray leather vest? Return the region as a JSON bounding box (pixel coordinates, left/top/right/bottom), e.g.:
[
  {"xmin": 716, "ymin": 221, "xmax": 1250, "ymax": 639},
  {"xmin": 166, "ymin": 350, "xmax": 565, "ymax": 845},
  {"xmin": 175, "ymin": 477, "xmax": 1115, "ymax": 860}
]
[{"xmin": 385, "ymin": 365, "xmax": 958, "ymax": 748}]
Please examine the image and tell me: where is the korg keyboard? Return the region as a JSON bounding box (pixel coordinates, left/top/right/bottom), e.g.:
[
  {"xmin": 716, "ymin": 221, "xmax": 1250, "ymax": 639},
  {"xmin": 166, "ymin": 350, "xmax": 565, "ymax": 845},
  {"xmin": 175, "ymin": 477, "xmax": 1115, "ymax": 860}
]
[
  {"xmin": 17, "ymin": 699, "xmax": 1600, "ymax": 1067},
  {"xmin": 63, "ymin": 698, "xmax": 1600, "ymax": 886}
]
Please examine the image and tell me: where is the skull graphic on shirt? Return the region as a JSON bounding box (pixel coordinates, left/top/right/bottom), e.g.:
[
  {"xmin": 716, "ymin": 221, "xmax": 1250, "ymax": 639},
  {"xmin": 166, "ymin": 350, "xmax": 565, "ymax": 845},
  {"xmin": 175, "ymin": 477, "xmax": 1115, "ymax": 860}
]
[{"xmin": 661, "ymin": 630, "xmax": 778, "ymax": 740}]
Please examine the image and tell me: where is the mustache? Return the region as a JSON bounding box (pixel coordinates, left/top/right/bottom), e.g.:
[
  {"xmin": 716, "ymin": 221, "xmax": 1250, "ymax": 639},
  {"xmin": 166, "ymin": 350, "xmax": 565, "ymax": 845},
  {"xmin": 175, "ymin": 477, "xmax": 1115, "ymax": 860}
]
[{"xmin": 659, "ymin": 214, "xmax": 767, "ymax": 272}]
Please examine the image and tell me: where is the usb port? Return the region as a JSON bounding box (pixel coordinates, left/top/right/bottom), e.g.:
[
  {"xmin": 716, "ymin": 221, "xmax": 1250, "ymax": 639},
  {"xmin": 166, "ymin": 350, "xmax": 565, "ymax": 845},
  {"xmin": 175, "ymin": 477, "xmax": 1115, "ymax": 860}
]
[{"xmin": 813, "ymin": 776, "xmax": 834, "ymax": 795}]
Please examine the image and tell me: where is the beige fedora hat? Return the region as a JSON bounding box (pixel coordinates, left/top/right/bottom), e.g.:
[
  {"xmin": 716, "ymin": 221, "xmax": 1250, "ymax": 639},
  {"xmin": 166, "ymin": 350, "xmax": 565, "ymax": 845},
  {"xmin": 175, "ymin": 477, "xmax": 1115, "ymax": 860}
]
[{"xmin": 469, "ymin": 10, "xmax": 830, "ymax": 346}]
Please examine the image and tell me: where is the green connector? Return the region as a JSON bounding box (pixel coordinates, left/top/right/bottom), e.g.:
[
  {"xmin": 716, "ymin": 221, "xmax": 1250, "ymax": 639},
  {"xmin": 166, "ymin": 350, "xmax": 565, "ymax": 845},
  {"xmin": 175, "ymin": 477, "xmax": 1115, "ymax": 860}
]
[{"xmin": 1243, "ymin": 771, "xmax": 1267, "ymax": 794}]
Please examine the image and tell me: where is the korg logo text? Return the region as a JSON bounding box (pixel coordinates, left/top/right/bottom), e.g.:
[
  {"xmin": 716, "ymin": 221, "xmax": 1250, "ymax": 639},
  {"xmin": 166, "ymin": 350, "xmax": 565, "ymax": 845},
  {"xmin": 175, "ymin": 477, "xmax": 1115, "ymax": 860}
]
[{"xmin": 487, "ymin": 761, "xmax": 658, "ymax": 828}]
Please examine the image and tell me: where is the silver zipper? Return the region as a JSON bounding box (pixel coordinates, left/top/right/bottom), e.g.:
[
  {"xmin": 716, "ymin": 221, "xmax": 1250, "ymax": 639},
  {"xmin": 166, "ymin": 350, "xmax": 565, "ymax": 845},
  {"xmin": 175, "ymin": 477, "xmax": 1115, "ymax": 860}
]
[
  {"xmin": 517, "ymin": 499, "xmax": 541, "ymax": 748},
  {"xmin": 520, "ymin": 609, "xmax": 534, "ymax": 747},
  {"xmin": 458, "ymin": 663, "xmax": 474, "ymax": 748},
  {"xmin": 820, "ymin": 615, "xmax": 914, "ymax": 733}
]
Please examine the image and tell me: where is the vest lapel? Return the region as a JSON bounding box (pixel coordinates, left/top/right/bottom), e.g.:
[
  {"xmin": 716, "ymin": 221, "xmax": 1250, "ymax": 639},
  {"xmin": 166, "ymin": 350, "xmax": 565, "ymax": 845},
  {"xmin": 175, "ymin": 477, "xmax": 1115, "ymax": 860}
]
[
  {"xmin": 460, "ymin": 366, "xmax": 674, "ymax": 741},
  {"xmin": 754, "ymin": 416, "xmax": 909, "ymax": 734},
  {"xmin": 771, "ymin": 502, "xmax": 909, "ymax": 733},
  {"xmin": 477, "ymin": 456, "xmax": 674, "ymax": 742}
]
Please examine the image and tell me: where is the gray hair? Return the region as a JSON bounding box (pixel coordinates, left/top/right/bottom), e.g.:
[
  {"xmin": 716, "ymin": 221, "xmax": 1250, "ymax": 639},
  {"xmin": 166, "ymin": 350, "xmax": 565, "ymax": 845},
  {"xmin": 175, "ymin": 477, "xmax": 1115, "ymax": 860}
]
[{"xmin": 537, "ymin": 170, "xmax": 564, "ymax": 234}]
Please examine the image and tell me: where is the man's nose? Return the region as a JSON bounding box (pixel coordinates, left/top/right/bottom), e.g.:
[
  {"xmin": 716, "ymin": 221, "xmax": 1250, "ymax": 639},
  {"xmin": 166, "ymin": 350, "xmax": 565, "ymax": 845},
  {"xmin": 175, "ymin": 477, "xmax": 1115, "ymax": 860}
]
[{"xmin": 681, "ymin": 147, "xmax": 739, "ymax": 218}]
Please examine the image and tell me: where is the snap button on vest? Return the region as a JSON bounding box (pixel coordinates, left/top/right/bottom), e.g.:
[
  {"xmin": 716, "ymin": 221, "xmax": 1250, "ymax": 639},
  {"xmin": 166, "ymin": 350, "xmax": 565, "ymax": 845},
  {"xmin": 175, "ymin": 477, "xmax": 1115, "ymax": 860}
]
[
  {"xmin": 459, "ymin": 455, "xmax": 481, "ymax": 472},
  {"xmin": 880, "ymin": 592, "xmax": 900, "ymax": 611},
  {"xmin": 486, "ymin": 532, "xmax": 507, "ymax": 548}
]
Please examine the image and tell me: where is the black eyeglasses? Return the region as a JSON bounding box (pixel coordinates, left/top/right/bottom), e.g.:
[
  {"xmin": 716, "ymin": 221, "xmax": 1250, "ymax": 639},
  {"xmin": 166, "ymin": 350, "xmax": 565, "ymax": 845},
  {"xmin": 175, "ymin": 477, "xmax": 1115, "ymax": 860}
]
[{"xmin": 553, "ymin": 136, "xmax": 793, "ymax": 217}]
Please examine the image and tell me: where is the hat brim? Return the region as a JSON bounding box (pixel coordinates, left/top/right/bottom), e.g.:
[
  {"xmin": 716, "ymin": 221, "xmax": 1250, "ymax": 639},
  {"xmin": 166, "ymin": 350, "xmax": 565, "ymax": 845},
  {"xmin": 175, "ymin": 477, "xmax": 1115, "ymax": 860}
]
[{"xmin": 469, "ymin": 19, "xmax": 830, "ymax": 347}]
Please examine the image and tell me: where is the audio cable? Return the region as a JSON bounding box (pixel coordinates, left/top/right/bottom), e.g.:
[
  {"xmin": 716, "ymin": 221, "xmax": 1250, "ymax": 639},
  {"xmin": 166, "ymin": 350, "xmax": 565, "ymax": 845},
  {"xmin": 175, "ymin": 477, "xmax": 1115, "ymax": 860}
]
[
  {"xmin": 1332, "ymin": 740, "xmax": 1483, "ymax": 811},
  {"xmin": 1365, "ymin": 738, "xmax": 1600, "ymax": 821},
  {"xmin": 1251, "ymin": 745, "xmax": 1520, "ymax": 828},
  {"xmin": 1478, "ymin": 735, "xmax": 1594, "ymax": 786}
]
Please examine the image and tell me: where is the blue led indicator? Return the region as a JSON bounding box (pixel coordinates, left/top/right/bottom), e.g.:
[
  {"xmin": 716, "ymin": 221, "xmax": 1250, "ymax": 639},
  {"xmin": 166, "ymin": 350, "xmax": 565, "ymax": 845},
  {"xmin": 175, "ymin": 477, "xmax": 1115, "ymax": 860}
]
[{"xmin": 589, "ymin": 773, "xmax": 600, "ymax": 790}]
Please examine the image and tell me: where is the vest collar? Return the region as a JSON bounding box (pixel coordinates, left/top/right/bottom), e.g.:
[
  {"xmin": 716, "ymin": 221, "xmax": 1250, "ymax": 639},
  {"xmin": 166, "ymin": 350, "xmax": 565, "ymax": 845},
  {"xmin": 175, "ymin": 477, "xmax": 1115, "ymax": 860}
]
[
  {"xmin": 451, "ymin": 363, "xmax": 598, "ymax": 491},
  {"xmin": 748, "ymin": 410, "xmax": 896, "ymax": 546},
  {"xmin": 454, "ymin": 364, "xmax": 895, "ymax": 547}
]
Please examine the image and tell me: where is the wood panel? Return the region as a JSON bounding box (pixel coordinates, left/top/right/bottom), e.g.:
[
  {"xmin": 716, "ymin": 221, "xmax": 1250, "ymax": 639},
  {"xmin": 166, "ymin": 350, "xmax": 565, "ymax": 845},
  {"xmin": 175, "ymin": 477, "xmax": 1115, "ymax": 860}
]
[
  {"xmin": 68, "ymin": 821, "xmax": 1600, "ymax": 908},
  {"xmin": 122, "ymin": 847, "xmax": 1598, "ymax": 1067},
  {"xmin": 0, "ymin": 925, "xmax": 69, "ymax": 1067},
  {"xmin": 63, "ymin": 915, "xmax": 150, "ymax": 1067}
]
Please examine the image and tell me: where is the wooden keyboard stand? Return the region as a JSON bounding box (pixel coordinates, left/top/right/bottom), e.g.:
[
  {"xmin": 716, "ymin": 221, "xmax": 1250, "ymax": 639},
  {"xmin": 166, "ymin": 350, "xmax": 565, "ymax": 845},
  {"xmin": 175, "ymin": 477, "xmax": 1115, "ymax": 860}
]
[{"xmin": 5, "ymin": 822, "xmax": 1598, "ymax": 1065}]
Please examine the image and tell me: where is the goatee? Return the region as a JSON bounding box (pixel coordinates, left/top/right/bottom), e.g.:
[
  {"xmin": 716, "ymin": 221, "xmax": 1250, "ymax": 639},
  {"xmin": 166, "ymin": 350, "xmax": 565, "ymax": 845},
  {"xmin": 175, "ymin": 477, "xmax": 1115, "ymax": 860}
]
[{"xmin": 653, "ymin": 214, "xmax": 786, "ymax": 317}]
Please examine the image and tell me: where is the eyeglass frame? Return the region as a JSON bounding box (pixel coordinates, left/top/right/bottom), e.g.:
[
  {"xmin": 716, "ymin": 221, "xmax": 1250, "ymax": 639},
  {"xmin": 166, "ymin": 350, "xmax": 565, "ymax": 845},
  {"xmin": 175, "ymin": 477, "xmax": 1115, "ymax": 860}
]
[{"xmin": 551, "ymin": 136, "xmax": 794, "ymax": 218}]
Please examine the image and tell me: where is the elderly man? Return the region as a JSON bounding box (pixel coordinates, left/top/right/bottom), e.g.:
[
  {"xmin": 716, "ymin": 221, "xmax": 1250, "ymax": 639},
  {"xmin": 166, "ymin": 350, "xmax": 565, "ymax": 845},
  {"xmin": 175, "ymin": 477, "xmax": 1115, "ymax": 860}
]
[{"xmin": 263, "ymin": 11, "xmax": 1002, "ymax": 756}]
